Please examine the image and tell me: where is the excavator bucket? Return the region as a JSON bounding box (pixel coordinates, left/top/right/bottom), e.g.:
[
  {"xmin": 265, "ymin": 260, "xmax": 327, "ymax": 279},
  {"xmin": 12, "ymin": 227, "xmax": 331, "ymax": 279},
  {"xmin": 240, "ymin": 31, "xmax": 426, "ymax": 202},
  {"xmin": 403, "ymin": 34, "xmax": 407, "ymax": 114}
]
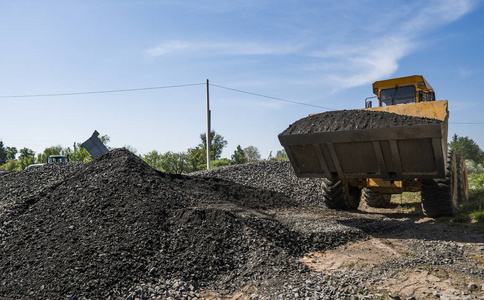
[{"xmin": 279, "ymin": 100, "xmax": 449, "ymax": 181}]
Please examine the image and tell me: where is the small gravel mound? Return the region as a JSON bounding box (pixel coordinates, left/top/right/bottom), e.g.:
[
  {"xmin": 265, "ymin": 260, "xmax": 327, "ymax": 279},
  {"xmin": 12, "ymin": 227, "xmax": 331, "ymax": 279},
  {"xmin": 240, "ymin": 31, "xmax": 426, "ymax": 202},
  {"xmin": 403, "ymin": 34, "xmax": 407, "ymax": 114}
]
[{"xmin": 190, "ymin": 160, "xmax": 325, "ymax": 206}]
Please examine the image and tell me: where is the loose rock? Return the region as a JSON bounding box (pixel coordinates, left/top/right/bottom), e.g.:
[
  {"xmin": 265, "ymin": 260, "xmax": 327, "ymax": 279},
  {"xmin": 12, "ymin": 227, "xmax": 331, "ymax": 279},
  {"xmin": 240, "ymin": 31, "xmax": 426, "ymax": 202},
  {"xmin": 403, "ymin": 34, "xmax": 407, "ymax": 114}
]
[{"xmin": 280, "ymin": 109, "xmax": 441, "ymax": 135}]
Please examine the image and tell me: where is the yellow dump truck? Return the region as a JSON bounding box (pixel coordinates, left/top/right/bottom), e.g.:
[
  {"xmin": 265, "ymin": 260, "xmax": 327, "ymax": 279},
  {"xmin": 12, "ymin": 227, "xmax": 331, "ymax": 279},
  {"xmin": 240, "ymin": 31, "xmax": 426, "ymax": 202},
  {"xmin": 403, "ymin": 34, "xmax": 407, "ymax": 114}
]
[{"xmin": 279, "ymin": 75, "xmax": 468, "ymax": 217}]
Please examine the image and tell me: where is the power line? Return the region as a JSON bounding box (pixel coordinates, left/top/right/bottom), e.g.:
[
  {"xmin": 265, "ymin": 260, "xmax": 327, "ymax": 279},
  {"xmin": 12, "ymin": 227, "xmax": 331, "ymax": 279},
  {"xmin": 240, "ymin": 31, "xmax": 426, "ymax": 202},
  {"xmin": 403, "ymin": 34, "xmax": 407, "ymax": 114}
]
[
  {"xmin": 1, "ymin": 81, "xmax": 335, "ymax": 110},
  {"xmin": 210, "ymin": 83, "xmax": 335, "ymax": 110},
  {"xmin": 2, "ymin": 82, "xmax": 482, "ymax": 124},
  {"xmin": 0, "ymin": 83, "xmax": 205, "ymax": 98}
]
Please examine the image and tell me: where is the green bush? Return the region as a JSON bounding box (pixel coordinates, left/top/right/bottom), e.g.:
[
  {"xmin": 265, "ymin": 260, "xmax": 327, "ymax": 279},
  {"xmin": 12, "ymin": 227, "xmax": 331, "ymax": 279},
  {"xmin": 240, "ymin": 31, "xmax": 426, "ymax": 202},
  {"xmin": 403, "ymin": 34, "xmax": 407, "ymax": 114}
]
[
  {"xmin": 212, "ymin": 158, "xmax": 231, "ymax": 168},
  {"xmin": 0, "ymin": 160, "xmax": 21, "ymax": 171},
  {"xmin": 448, "ymin": 174, "xmax": 484, "ymax": 230},
  {"xmin": 470, "ymin": 211, "xmax": 484, "ymax": 222}
]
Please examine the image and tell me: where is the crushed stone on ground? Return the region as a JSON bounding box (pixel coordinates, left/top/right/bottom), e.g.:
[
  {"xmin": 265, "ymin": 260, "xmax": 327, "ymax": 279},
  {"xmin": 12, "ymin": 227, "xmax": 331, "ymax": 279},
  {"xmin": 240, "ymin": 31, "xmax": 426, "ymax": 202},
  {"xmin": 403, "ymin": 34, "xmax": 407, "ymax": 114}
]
[{"xmin": 0, "ymin": 149, "xmax": 482, "ymax": 299}]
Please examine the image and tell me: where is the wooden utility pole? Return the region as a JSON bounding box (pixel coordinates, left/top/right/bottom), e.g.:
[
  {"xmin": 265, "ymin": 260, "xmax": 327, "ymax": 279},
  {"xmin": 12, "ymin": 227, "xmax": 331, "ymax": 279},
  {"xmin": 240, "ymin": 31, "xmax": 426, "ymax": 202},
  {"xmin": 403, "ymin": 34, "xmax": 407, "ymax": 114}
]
[{"xmin": 206, "ymin": 79, "xmax": 211, "ymax": 170}]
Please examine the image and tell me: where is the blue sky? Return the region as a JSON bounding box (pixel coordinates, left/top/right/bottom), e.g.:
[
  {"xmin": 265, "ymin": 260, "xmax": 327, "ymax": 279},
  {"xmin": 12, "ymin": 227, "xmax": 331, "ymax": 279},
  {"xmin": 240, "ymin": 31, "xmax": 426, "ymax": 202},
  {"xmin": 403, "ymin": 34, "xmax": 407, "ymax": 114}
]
[{"xmin": 1, "ymin": 0, "xmax": 483, "ymax": 160}]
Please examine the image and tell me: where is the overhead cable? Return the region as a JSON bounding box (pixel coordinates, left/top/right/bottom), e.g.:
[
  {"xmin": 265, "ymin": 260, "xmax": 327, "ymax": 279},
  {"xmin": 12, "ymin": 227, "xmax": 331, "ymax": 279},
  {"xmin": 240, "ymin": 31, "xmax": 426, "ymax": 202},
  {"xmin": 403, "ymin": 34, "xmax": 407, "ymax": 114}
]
[
  {"xmin": 210, "ymin": 83, "xmax": 335, "ymax": 110},
  {"xmin": 0, "ymin": 83, "xmax": 205, "ymax": 98}
]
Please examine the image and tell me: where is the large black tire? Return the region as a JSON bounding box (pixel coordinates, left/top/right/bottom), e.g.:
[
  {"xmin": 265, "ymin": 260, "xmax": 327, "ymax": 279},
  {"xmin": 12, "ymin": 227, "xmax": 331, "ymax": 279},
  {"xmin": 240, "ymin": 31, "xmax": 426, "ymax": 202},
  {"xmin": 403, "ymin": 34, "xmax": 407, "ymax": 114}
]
[
  {"xmin": 456, "ymin": 156, "xmax": 469, "ymax": 203},
  {"xmin": 421, "ymin": 150, "xmax": 459, "ymax": 217},
  {"xmin": 363, "ymin": 188, "xmax": 392, "ymax": 208},
  {"xmin": 322, "ymin": 178, "xmax": 361, "ymax": 210}
]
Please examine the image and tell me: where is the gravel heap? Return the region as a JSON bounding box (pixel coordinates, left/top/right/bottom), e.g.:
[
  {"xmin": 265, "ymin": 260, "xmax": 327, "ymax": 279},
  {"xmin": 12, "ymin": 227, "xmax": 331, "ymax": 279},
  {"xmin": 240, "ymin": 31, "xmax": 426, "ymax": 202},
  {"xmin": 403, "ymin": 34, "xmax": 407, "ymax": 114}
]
[
  {"xmin": 1, "ymin": 149, "xmax": 482, "ymax": 299},
  {"xmin": 280, "ymin": 109, "xmax": 442, "ymax": 135},
  {"xmin": 0, "ymin": 149, "xmax": 364, "ymax": 299},
  {"xmin": 190, "ymin": 160, "xmax": 324, "ymax": 206}
]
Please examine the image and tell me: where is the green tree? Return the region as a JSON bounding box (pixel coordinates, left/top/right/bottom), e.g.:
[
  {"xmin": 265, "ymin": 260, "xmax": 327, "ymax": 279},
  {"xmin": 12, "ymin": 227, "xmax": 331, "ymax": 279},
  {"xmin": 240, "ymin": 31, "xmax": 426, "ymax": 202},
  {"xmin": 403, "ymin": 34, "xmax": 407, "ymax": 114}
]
[
  {"xmin": 187, "ymin": 147, "xmax": 205, "ymax": 171},
  {"xmin": 244, "ymin": 146, "xmax": 261, "ymax": 162},
  {"xmin": 19, "ymin": 148, "xmax": 36, "ymax": 169},
  {"xmin": 274, "ymin": 149, "xmax": 289, "ymax": 161},
  {"xmin": 199, "ymin": 130, "xmax": 228, "ymax": 161},
  {"xmin": 37, "ymin": 145, "xmax": 63, "ymax": 163},
  {"xmin": 6, "ymin": 147, "xmax": 18, "ymax": 161},
  {"xmin": 212, "ymin": 158, "xmax": 231, "ymax": 168},
  {"xmin": 63, "ymin": 143, "xmax": 91, "ymax": 162},
  {"xmin": 161, "ymin": 151, "xmax": 189, "ymax": 173},
  {"xmin": 0, "ymin": 160, "xmax": 21, "ymax": 171},
  {"xmin": 231, "ymin": 145, "xmax": 247, "ymax": 165},
  {"xmin": 143, "ymin": 150, "xmax": 190, "ymax": 173},
  {"xmin": 0, "ymin": 141, "xmax": 6, "ymax": 165},
  {"xmin": 449, "ymin": 134, "xmax": 484, "ymax": 164},
  {"xmin": 143, "ymin": 150, "xmax": 164, "ymax": 170},
  {"xmin": 123, "ymin": 145, "xmax": 138, "ymax": 155},
  {"xmin": 465, "ymin": 159, "xmax": 484, "ymax": 174},
  {"xmin": 99, "ymin": 135, "xmax": 111, "ymax": 149}
]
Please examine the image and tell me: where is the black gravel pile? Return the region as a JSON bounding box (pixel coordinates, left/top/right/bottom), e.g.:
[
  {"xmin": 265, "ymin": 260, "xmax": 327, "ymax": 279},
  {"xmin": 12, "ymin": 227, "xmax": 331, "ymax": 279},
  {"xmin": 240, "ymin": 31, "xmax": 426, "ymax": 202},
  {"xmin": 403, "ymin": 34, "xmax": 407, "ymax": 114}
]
[
  {"xmin": 281, "ymin": 109, "xmax": 442, "ymax": 135},
  {"xmin": 0, "ymin": 149, "xmax": 364, "ymax": 299},
  {"xmin": 190, "ymin": 160, "xmax": 325, "ymax": 206},
  {"xmin": 0, "ymin": 162, "xmax": 82, "ymax": 222},
  {"xmin": 2, "ymin": 149, "xmax": 479, "ymax": 299}
]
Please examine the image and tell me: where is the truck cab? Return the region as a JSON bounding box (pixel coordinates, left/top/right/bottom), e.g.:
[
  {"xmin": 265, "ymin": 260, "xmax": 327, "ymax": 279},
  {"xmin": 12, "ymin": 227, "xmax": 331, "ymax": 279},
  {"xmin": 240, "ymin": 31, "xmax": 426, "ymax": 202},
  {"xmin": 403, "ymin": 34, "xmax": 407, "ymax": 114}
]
[
  {"xmin": 372, "ymin": 75, "xmax": 436, "ymax": 106},
  {"xmin": 47, "ymin": 155, "xmax": 69, "ymax": 164}
]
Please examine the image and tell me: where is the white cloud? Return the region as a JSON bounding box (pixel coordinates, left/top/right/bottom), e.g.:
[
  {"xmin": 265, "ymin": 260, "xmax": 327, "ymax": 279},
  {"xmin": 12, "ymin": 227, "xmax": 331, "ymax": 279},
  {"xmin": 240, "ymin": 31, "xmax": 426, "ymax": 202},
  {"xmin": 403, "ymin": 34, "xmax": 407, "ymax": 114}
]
[
  {"xmin": 145, "ymin": 0, "xmax": 478, "ymax": 94},
  {"xmin": 311, "ymin": 0, "xmax": 477, "ymax": 91},
  {"xmin": 315, "ymin": 36, "xmax": 414, "ymax": 90},
  {"xmin": 146, "ymin": 40, "xmax": 193, "ymax": 56},
  {"xmin": 146, "ymin": 40, "xmax": 304, "ymax": 57},
  {"xmin": 457, "ymin": 66, "xmax": 475, "ymax": 77},
  {"xmin": 402, "ymin": 0, "xmax": 475, "ymax": 32}
]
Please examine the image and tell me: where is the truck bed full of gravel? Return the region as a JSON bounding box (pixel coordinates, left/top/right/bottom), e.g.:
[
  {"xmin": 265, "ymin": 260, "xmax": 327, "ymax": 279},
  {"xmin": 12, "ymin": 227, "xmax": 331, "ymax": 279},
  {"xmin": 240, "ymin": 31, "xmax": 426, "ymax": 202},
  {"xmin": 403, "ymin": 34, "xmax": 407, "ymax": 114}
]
[{"xmin": 280, "ymin": 109, "xmax": 442, "ymax": 135}]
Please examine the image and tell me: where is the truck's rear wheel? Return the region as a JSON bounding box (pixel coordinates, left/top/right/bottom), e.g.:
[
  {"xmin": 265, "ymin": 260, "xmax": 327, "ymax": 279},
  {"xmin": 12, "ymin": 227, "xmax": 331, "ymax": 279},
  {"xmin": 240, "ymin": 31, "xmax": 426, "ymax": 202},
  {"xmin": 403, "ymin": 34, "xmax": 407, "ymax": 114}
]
[
  {"xmin": 363, "ymin": 188, "xmax": 392, "ymax": 208},
  {"xmin": 421, "ymin": 150, "xmax": 459, "ymax": 217},
  {"xmin": 322, "ymin": 178, "xmax": 361, "ymax": 210},
  {"xmin": 456, "ymin": 156, "xmax": 469, "ymax": 203}
]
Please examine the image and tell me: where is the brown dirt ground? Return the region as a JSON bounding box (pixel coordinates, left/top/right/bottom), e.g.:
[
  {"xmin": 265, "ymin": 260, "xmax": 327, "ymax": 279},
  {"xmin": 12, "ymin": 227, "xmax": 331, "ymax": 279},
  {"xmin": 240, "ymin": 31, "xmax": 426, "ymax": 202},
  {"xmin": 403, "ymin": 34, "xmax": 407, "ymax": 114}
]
[
  {"xmin": 206, "ymin": 200, "xmax": 484, "ymax": 299},
  {"xmin": 296, "ymin": 201, "xmax": 484, "ymax": 299},
  {"xmin": 195, "ymin": 196, "xmax": 484, "ymax": 299}
]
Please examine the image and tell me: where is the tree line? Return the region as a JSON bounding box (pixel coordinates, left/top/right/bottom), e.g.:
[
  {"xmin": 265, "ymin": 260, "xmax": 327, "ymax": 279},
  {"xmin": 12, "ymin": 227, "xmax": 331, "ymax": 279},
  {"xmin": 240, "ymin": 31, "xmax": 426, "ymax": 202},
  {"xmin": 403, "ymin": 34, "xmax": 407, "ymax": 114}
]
[
  {"xmin": 140, "ymin": 130, "xmax": 288, "ymax": 173},
  {"xmin": 0, "ymin": 135, "xmax": 111, "ymax": 171},
  {"xmin": 0, "ymin": 130, "xmax": 289, "ymax": 173},
  {"xmin": 3, "ymin": 131, "xmax": 479, "ymax": 174}
]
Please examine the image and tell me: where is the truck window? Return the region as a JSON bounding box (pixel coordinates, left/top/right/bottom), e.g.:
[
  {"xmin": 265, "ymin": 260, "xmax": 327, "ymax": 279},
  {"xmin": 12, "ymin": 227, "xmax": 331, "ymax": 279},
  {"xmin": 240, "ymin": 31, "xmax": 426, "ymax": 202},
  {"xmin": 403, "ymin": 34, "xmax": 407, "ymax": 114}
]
[
  {"xmin": 380, "ymin": 86, "xmax": 416, "ymax": 106},
  {"xmin": 420, "ymin": 91, "xmax": 435, "ymax": 102}
]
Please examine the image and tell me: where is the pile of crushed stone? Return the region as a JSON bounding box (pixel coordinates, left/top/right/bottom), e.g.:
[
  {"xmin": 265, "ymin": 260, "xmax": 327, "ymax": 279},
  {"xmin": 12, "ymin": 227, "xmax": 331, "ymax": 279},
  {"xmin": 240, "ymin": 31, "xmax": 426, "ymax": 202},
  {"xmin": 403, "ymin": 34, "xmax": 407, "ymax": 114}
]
[
  {"xmin": 0, "ymin": 149, "xmax": 366, "ymax": 299},
  {"xmin": 189, "ymin": 160, "xmax": 324, "ymax": 206},
  {"xmin": 280, "ymin": 109, "xmax": 442, "ymax": 135}
]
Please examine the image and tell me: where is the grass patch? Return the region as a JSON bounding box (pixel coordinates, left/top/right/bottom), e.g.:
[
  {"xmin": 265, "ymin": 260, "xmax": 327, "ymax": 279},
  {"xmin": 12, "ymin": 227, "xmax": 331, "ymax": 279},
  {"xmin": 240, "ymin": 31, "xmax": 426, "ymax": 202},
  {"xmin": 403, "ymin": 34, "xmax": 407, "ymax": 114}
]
[
  {"xmin": 446, "ymin": 178, "xmax": 484, "ymax": 232},
  {"xmin": 393, "ymin": 192, "xmax": 422, "ymax": 214},
  {"xmin": 406, "ymin": 251, "xmax": 415, "ymax": 257},
  {"xmin": 393, "ymin": 188, "xmax": 484, "ymax": 230},
  {"xmin": 343, "ymin": 262, "xmax": 356, "ymax": 269},
  {"xmin": 453, "ymin": 188, "xmax": 484, "ymax": 221}
]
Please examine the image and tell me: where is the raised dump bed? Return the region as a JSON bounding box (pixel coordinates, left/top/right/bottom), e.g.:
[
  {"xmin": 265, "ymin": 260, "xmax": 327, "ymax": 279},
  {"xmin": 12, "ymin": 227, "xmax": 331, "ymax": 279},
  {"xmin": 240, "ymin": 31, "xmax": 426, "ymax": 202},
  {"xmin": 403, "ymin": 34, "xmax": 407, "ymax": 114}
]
[{"xmin": 279, "ymin": 100, "xmax": 449, "ymax": 181}]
